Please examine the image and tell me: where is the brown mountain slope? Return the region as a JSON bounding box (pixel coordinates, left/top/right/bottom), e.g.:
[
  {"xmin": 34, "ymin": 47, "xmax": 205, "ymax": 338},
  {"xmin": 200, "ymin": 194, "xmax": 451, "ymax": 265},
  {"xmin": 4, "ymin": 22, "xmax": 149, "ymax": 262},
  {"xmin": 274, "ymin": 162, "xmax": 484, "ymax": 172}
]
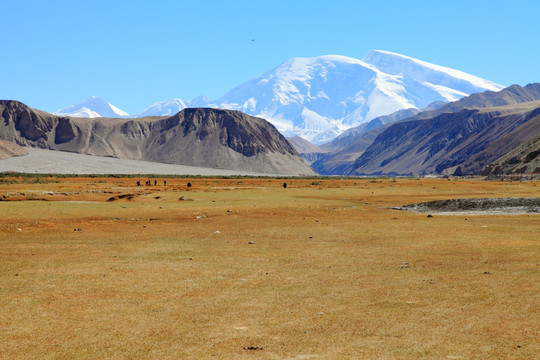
[
  {"xmin": 312, "ymin": 84, "xmax": 540, "ymax": 175},
  {"xmin": 481, "ymin": 131, "xmax": 540, "ymax": 176},
  {"xmin": 0, "ymin": 139, "xmax": 28, "ymax": 159},
  {"xmin": 455, "ymin": 107, "xmax": 540, "ymax": 175},
  {"xmin": 319, "ymin": 108, "xmax": 420, "ymax": 153},
  {"xmin": 411, "ymin": 83, "xmax": 540, "ymax": 121},
  {"xmin": 287, "ymin": 136, "xmax": 326, "ymax": 154},
  {"xmin": 348, "ymin": 101, "xmax": 540, "ymax": 176},
  {"xmin": 0, "ymin": 101, "xmax": 315, "ymax": 175},
  {"xmin": 286, "ymin": 135, "xmax": 328, "ymax": 166}
]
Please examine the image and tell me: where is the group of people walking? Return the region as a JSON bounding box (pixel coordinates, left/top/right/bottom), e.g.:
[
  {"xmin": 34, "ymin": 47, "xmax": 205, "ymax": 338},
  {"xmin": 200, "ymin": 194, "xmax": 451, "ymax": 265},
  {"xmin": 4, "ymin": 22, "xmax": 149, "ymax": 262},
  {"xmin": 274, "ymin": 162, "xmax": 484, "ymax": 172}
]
[{"xmin": 136, "ymin": 179, "xmax": 166, "ymax": 186}]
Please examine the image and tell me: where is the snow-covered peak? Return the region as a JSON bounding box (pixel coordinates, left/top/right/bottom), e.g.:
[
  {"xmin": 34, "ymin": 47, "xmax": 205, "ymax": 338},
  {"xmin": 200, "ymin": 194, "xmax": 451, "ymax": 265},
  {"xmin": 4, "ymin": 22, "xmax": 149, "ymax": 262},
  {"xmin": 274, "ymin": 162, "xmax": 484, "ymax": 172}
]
[
  {"xmin": 363, "ymin": 50, "xmax": 504, "ymax": 93},
  {"xmin": 64, "ymin": 107, "xmax": 101, "ymax": 118},
  {"xmin": 56, "ymin": 50, "xmax": 504, "ymax": 144},
  {"xmin": 55, "ymin": 96, "xmax": 129, "ymax": 118},
  {"xmin": 204, "ymin": 50, "xmax": 505, "ymax": 143},
  {"xmin": 134, "ymin": 96, "xmax": 214, "ymax": 117},
  {"xmin": 136, "ymin": 98, "xmax": 188, "ymax": 117}
]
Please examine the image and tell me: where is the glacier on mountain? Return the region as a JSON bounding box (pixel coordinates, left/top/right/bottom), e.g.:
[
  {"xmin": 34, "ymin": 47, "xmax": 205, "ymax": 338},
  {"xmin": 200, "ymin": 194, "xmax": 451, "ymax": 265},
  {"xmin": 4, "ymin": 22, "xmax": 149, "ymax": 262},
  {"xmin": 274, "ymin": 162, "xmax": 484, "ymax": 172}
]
[
  {"xmin": 199, "ymin": 51, "xmax": 503, "ymax": 143},
  {"xmin": 57, "ymin": 51, "xmax": 504, "ymax": 144}
]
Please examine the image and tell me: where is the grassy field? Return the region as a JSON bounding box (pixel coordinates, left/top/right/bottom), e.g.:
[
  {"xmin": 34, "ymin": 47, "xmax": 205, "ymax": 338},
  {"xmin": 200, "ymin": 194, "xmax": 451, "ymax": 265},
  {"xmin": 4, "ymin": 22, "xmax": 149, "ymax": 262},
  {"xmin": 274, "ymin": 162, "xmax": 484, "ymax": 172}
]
[{"xmin": 0, "ymin": 176, "xmax": 538, "ymax": 359}]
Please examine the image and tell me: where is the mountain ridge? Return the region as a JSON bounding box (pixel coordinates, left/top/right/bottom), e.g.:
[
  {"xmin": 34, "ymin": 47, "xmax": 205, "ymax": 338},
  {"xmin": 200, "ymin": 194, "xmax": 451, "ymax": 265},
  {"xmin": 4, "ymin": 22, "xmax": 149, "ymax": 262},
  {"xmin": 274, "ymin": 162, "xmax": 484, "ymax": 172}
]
[
  {"xmin": 348, "ymin": 99, "xmax": 540, "ymax": 176},
  {"xmin": 55, "ymin": 50, "xmax": 504, "ymax": 144},
  {"xmin": 311, "ymin": 83, "xmax": 540, "ymax": 175},
  {"xmin": 0, "ymin": 100, "xmax": 313, "ymax": 175}
]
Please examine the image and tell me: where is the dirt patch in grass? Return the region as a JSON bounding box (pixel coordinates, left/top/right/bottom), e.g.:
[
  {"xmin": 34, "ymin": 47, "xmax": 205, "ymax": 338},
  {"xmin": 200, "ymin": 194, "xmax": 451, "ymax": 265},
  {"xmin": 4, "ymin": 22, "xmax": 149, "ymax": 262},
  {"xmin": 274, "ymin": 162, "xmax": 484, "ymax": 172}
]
[
  {"xmin": 107, "ymin": 193, "xmax": 137, "ymax": 202},
  {"xmin": 398, "ymin": 197, "xmax": 540, "ymax": 214}
]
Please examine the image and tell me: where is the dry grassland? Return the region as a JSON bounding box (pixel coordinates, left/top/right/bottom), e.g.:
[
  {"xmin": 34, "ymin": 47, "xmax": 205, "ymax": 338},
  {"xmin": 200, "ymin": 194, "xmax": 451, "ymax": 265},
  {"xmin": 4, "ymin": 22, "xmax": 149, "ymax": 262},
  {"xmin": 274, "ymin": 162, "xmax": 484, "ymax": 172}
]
[{"xmin": 0, "ymin": 176, "xmax": 538, "ymax": 359}]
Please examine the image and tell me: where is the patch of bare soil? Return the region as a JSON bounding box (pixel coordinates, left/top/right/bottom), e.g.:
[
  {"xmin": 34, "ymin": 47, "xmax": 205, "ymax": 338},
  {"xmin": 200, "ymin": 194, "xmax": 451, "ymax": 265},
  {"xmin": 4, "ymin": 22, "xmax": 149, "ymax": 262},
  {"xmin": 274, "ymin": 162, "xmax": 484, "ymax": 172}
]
[{"xmin": 397, "ymin": 197, "xmax": 540, "ymax": 214}]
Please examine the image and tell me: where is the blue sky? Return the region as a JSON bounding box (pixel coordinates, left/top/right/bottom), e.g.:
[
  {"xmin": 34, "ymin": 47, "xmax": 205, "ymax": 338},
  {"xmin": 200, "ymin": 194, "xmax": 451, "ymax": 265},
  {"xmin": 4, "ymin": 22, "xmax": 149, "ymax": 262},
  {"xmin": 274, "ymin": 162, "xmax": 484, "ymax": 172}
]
[{"xmin": 2, "ymin": 0, "xmax": 539, "ymax": 114}]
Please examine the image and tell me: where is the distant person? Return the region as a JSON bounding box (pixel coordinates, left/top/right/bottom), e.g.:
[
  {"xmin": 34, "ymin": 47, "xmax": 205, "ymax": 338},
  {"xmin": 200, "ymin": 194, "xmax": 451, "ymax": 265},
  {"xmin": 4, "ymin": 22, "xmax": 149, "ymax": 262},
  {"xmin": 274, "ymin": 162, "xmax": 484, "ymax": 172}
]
[
  {"xmin": 164, "ymin": 180, "xmax": 166, "ymax": 186},
  {"xmin": 154, "ymin": 180, "xmax": 157, "ymax": 186},
  {"xmin": 137, "ymin": 180, "xmax": 141, "ymax": 187}
]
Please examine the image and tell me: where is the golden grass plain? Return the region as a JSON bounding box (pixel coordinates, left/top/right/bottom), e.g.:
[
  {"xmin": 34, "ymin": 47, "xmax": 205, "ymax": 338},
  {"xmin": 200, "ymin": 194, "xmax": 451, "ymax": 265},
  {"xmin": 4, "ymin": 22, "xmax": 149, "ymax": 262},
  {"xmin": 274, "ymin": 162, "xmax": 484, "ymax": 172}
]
[{"xmin": 0, "ymin": 176, "xmax": 538, "ymax": 359}]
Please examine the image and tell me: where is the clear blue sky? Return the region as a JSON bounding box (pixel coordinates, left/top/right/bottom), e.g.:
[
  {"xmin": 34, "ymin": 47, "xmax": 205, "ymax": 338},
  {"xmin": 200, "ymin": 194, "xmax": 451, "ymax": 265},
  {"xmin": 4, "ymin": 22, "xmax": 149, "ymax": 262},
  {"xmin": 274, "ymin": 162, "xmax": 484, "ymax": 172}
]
[{"xmin": 2, "ymin": 0, "xmax": 539, "ymax": 114}]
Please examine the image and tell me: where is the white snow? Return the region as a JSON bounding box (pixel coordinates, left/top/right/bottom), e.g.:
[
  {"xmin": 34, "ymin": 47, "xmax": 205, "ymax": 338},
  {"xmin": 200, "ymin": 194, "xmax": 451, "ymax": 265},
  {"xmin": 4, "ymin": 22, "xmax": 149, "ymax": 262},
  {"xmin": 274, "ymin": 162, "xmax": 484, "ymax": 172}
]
[
  {"xmin": 65, "ymin": 107, "xmax": 101, "ymax": 118},
  {"xmin": 57, "ymin": 50, "xmax": 505, "ymax": 144},
  {"xmin": 199, "ymin": 51, "xmax": 504, "ymax": 143},
  {"xmin": 364, "ymin": 50, "xmax": 504, "ymax": 93},
  {"xmin": 135, "ymin": 98, "xmax": 188, "ymax": 117},
  {"xmin": 55, "ymin": 96, "xmax": 129, "ymax": 118}
]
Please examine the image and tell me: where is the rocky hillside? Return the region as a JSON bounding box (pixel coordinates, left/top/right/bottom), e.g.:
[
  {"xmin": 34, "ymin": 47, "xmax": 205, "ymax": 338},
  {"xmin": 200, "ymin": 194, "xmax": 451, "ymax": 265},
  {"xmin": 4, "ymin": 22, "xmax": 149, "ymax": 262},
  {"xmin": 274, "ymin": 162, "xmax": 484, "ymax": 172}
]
[
  {"xmin": 312, "ymin": 83, "xmax": 540, "ymax": 175},
  {"xmin": 0, "ymin": 101, "xmax": 314, "ymax": 175},
  {"xmin": 312, "ymin": 108, "xmax": 421, "ymax": 175},
  {"xmin": 0, "ymin": 139, "xmax": 28, "ymax": 160},
  {"xmin": 348, "ymin": 101, "xmax": 540, "ymax": 176},
  {"xmin": 481, "ymin": 132, "xmax": 540, "ymax": 176}
]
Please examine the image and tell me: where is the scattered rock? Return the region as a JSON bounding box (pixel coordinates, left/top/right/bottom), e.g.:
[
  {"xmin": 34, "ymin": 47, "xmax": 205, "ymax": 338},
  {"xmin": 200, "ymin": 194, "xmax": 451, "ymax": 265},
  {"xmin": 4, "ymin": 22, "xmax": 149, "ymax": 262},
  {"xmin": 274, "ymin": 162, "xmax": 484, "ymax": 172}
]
[
  {"xmin": 227, "ymin": 209, "xmax": 233, "ymax": 213},
  {"xmin": 248, "ymin": 241, "xmax": 254, "ymax": 244},
  {"xmin": 107, "ymin": 193, "xmax": 135, "ymax": 202},
  {"xmin": 399, "ymin": 262, "xmax": 409, "ymax": 268},
  {"xmin": 427, "ymin": 214, "xmax": 433, "ymax": 218},
  {"xmin": 483, "ymin": 271, "xmax": 492, "ymax": 275},
  {"xmin": 74, "ymin": 228, "xmax": 82, "ymax": 231},
  {"xmin": 243, "ymin": 346, "xmax": 264, "ymax": 351}
]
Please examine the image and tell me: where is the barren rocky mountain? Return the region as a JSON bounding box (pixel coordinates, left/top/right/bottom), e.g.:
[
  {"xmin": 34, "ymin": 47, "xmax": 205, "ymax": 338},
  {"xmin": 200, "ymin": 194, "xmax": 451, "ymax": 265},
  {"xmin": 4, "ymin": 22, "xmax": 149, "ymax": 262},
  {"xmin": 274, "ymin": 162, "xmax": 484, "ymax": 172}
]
[
  {"xmin": 348, "ymin": 100, "xmax": 540, "ymax": 176},
  {"xmin": 481, "ymin": 131, "xmax": 540, "ymax": 176},
  {"xmin": 0, "ymin": 101, "xmax": 314, "ymax": 175},
  {"xmin": 313, "ymin": 83, "xmax": 540, "ymax": 176},
  {"xmin": 312, "ymin": 108, "xmax": 421, "ymax": 174},
  {"xmin": 286, "ymin": 136, "xmax": 328, "ymax": 165}
]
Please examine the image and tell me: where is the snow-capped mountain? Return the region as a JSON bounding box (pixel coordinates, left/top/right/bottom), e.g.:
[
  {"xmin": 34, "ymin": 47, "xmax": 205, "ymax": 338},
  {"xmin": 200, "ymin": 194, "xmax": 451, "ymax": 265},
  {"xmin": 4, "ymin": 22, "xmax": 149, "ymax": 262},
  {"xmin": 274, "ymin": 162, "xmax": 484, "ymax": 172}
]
[
  {"xmin": 203, "ymin": 50, "xmax": 503, "ymax": 143},
  {"xmin": 136, "ymin": 98, "xmax": 188, "ymax": 117},
  {"xmin": 135, "ymin": 96, "xmax": 211, "ymax": 117},
  {"xmin": 57, "ymin": 51, "xmax": 504, "ymax": 143},
  {"xmin": 55, "ymin": 96, "xmax": 129, "ymax": 118}
]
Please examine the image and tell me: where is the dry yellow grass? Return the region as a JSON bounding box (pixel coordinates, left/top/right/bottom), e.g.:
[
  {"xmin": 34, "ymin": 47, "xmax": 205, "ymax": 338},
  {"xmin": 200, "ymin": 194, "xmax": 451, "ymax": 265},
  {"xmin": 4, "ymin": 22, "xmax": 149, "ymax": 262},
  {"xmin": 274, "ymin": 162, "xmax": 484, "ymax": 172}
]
[{"xmin": 0, "ymin": 177, "xmax": 538, "ymax": 359}]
